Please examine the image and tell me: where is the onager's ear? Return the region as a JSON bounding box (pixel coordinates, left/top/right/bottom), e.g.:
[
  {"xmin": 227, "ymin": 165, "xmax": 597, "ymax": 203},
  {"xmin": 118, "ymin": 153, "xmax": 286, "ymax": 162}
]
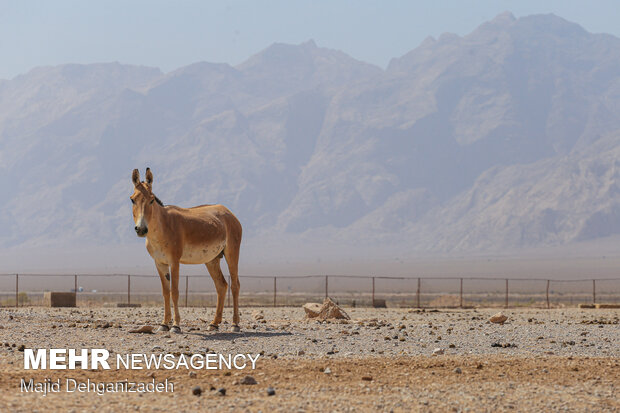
[
  {"xmin": 145, "ymin": 167, "xmax": 153, "ymax": 185},
  {"xmin": 132, "ymin": 169, "xmax": 140, "ymax": 187}
]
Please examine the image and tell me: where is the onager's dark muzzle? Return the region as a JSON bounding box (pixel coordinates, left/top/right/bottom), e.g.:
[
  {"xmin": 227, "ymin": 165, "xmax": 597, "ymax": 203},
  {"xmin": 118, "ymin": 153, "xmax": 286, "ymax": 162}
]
[{"xmin": 135, "ymin": 225, "xmax": 148, "ymax": 237}]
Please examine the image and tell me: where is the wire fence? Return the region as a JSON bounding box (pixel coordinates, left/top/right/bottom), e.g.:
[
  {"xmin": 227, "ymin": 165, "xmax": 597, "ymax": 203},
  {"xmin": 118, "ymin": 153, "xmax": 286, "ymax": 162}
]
[{"xmin": 0, "ymin": 273, "xmax": 618, "ymax": 309}]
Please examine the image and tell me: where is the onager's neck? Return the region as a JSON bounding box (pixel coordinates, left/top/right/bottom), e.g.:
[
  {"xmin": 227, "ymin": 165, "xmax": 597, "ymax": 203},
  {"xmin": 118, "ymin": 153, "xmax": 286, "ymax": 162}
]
[{"xmin": 146, "ymin": 202, "xmax": 168, "ymax": 241}]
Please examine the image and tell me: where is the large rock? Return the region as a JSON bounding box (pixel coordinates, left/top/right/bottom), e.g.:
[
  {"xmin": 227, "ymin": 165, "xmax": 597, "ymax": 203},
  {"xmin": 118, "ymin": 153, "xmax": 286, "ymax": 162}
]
[
  {"xmin": 43, "ymin": 292, "xmax": 76, "ymax": 307},
  {"xmin": 303, "ymin": 302, "xmax": 322, "ymax": 318},
  {"xmin": 304, "ymin": 298, "xmax": 350, "ymax": 320},
  {"xmin": 303, "ymin": 297, "xmax": 351, "ymax": 321}
]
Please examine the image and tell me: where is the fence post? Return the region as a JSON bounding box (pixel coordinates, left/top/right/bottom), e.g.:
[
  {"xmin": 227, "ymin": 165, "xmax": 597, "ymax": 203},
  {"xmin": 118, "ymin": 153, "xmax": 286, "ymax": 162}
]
[
  {"xmin": 74, "ymin": 274, "xmax": 78, "ymax": 294},
  {"xmin": 546, "ymin": 280, "xmax": 550, "ymax": 309},
  {"xmin": 592, "ymin": 279, "xmax": 596, "ymax": 304},
  {"xmin": 325, "ymin": 275, "xmax": 328, "ymax": 299},
  {"xmin": 127, "ymin": 274, "xmax": 131, "ymax": 305},
  {"xmin": 185, "ymin": 276, "xmax": 189, "ymax": 307},
  {"xmin": 460, "ymin": 278, "xmax": 463, "ymax": 308},
  {"xmin": 416, "ymin": 277, "xmax": 421, "ymax": 308},
  {"xmin": 273, "ymin": 277, "xmax": 277, "ymax": 307},
  {"xmin": 15, "ymin": 274, "xmax": 19, "ymax": 308},
  {"xmin": 372, "ymin": 277, "xmax": 375, "ymax": 307},
  {"xmin": 505, "ymin": 279, "xmax": 508, "ymax": 308}
]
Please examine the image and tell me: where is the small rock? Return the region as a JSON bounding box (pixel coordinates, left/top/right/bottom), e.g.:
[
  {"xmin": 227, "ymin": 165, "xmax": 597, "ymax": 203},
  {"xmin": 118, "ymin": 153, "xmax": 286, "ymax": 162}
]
[
  {"xmin": 361, "ymin": 376, "xmax": 373, "ymax": 381},
  {"xmin": 489, "ymin": 312, "xmax": 508, "ymax": 324},
  {"xmin": 188, "ymin": 371, "xmax": 196, "ymax": 378},
  {"xmin": 217, "ymin": 388, "xmax": 226, "ymax": 396},
  {"xmin": 324, "ymin": 367, "xmax": 332, "ymax": 374},
  {"xmin": 192, "ymin": 386, "xmax": 202, "ymax": 396},
  {"xmin": 297, "ymin": 350, "xmax": 305, "ymax": 356},
  {"xmin": 18, "ymin": 345, "xmax": 25, "ymax": 352},
  {"xmin": 129, "ymin": 325, "xmax": 154, "ymax": 334},
  {"xmin": 267, "ymin": 387, "xmax": 276, "ymax": 396},
  {"xmin": 453, "ymin": 367, "xmax": 462, "ymax": 374},
  {"xmin": 252, "ymin": 311, "xmax": 264, "ymax": 320},
  {"xmin": 240, "ymin": 375, "xmax": 257, "ymax": 385},
  {"xmin": 432, "ymin": 348, "xmax": 444, "ymax": 356}
]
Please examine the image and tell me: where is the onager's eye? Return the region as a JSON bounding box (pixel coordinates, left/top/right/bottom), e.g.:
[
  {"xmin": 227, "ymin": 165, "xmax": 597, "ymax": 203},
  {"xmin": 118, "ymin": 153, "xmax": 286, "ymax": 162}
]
[
  {"xmin": 150, "ymin": 198, "xmax": 154, "ymax": 205},
  {"xmin": 131, "ymin": 198, "xmax": 135, "ymax": 204}
]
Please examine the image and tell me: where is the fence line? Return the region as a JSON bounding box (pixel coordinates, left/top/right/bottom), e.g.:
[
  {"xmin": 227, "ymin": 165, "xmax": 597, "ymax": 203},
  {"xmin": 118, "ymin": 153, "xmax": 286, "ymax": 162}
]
[{"xmin": 0, "ymin": 273, "xmax": 619, "ymax": 308}]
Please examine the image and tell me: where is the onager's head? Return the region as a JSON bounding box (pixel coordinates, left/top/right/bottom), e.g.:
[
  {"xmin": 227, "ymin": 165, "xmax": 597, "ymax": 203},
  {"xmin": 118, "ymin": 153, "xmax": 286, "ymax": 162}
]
[{"xmin": 130, "ymin": 168, "xmax": 157, "ymax": 237}]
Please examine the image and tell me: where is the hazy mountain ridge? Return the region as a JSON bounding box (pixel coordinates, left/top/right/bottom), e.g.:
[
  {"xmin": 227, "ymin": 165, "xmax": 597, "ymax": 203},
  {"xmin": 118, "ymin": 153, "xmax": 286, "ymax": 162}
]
[{"xmin": 2, "ymin": 13, "xmax": 620, "ymax": 256}]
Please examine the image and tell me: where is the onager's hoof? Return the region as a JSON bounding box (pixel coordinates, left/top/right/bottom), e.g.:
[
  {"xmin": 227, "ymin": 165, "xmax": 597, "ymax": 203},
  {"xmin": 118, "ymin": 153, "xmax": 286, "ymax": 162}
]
[
  {"xmin": 170, "ymin": 325, "xmax": 182, "ymax": 334},
  {"xmin": 230, "ymin": 325, "xmax": 241, "ymax": 333},
  {"xmin": 207, "ymin": 324, "xmax": 219, "ymax": 331},
  {"xmin": 157, "ymin": 324, "xmax": 170, "ymax": 332}
]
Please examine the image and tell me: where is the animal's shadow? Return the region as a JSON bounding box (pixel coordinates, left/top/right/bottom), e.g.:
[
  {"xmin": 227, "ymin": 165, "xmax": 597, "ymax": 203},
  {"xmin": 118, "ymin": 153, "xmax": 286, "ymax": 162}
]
[{"xmin": 189, "ymin": 330, "xmax": 292, "ymax": 342}]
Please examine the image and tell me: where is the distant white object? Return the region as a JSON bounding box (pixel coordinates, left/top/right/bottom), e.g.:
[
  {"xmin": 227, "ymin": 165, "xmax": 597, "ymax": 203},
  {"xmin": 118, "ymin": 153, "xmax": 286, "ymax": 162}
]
[{"xmin": 91, "ymin": 289, "xmax": 97, "ymax": 293}]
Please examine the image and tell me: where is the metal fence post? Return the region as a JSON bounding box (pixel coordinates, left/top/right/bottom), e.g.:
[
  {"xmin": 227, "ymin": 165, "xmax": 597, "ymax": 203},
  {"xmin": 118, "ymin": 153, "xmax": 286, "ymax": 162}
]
[
  {"xmin": 185, "ymin": 276, "xmax": 189, "ymax": 307},
  {"xmin": 505, "ymin": 279, "xmax": 508, "ymax": 308},
  {"xmin": 416, "ymin": 277, "xmax": 421, "ymax": 308},
  {"xmin": 546, "ymin": 280, "xmax": 550, "ymax": 309},
  {"xmin": 273, "ymin": 277, "xmax": 277, "ymax": 307},
  {"xmin": 74, "ymin": 274, "xmax": 78, "ymax": 294},
  {"xmin": 127, "ymin": 274, "xmax": 131, "ymax": 305},
  {"xmin": 372, "ymin": 277, "xmax": 375, "ymax": 307},
  {"xmin": 460, "ymin": 278, "xmax": 463, "ymax": 308},
  {"xmin": 15, "ymin": 274, "xmax": 19, "ymax": 308},
  {"xmin": 593, "ymin": 279, "xmax": 596, "ymax": 304},
  {"xmin": 325, "ymin": 275, "xmax": 328, "ymax": 299}
]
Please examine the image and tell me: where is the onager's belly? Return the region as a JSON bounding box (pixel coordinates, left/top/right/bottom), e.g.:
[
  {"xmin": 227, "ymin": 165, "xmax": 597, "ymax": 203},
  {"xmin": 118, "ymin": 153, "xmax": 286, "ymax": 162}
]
[{"xmin": 180, "ymin": 241, "xmax": 226, "ymax": 264}]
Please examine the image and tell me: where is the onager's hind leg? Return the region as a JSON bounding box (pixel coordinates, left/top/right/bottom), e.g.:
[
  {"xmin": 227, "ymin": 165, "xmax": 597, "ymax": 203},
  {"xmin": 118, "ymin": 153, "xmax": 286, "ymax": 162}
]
[
  {"xmin": 205, "ymin": 259, "xmax": 228, "ymax": 331},
  {"xmin": 169, "ymin": 261, "xmax": 182, "ymax": 333},
  {"xmin": 155, "ymin": 261, "xmax": 171, "ymax": 331},
  {"xmin": 224, "ymin": 243, "xmax": 241, "ymax": 332}
]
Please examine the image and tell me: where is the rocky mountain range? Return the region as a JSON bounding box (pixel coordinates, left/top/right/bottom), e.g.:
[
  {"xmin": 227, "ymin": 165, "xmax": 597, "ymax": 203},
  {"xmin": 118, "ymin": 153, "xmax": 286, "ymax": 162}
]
[{"xmin": 2, "ymin": 12, "xmax": 620, "ymax": 262}]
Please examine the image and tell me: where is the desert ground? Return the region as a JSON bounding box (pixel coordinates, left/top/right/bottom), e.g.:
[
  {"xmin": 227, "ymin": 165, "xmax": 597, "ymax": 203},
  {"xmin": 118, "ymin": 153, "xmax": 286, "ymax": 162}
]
[{"xmin": 0, "ymin": 306, "xmax": 618, "ymax": 412}]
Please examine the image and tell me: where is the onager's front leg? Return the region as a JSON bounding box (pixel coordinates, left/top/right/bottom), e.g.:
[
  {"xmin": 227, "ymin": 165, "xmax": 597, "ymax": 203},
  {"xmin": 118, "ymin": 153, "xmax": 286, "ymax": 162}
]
[
  {"xmin": 155, "ymin": 261, "xmax": 171, "ymax": 332},
  {"xmin": 169, "ymin": 261, "xmax": 182, "ymax": 333}
]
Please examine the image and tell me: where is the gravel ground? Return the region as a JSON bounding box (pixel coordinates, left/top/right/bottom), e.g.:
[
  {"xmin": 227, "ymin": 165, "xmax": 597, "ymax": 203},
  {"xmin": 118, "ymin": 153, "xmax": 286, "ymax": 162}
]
[{"xmin": 0, "ymin": 306, "xmax": 618, "ymax": 411}]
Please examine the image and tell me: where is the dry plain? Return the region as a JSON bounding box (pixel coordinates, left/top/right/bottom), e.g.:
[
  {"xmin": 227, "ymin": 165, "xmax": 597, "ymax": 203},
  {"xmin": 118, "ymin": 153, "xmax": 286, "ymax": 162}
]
[{"xmin": 0, "ymin": 306, "xmax": 618, "ymax": 412}]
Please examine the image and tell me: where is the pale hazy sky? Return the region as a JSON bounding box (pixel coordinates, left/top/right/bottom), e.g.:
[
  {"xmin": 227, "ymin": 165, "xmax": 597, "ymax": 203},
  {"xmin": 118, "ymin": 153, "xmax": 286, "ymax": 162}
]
[{"xmin": 2, "ymin": 0, "xmax": 620, "ymax": 80}]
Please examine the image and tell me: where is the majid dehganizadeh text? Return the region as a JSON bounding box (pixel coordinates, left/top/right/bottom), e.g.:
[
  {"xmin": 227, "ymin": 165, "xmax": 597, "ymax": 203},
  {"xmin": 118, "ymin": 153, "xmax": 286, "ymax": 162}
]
[{"xmin": 20, "ymin": 348, "xmax": 260, "ymax": 396}]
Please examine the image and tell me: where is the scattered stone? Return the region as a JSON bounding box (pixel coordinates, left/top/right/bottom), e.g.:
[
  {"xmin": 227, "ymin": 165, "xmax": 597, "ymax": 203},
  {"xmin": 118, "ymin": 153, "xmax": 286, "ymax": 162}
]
[
  {"xmin": 217, "ymin": 388, "xmax": 226, "ymax": 396},
  {"xmin": 129, "ymin": 325, "xmax": 154, "ymax": 334},
  {"xmin": 267, "ymin": 387, "xmax": 276, "ymax": 396},
  {"xmin": 361, "ymin": 376, "xmax": 373, "ymax": 381},
  {"xmin": 192, "ymin": 385, "xmax": 202, "ymax": 396},
  {"xmin": 489, "ymin": 312, "xmax": 508, "ymax": 324},
  {"xmin": 324, "ymin": 367, "xmax": 332, "ymax": 374},
  {"xmin": 491, "ymin": 342, "xmax": 517, "ymax": 348},
  {"xmin": 188, "ymin": 371, "xmax": 196, "ymax": 378},
  {"xmin": 252, "ymin": 310, "xmax": 264, "ymax": 320},
  {"xmin": 17, "ymin": 344, "xmax": 25, "ymax": 352},
  {"xmin": 453, "ymin": 367, "xmax": 462, "ymax": 374},
  {"xmin": 240, "ymin": 375, "xmax": 257, "ymax": 385},
  {"xmin": 432, "ymin": 348, "xmax": 444, "ymax": 356},
  {"xmin": 297, "ymin": 350, "xmax": 305, "ymax": 356}
]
